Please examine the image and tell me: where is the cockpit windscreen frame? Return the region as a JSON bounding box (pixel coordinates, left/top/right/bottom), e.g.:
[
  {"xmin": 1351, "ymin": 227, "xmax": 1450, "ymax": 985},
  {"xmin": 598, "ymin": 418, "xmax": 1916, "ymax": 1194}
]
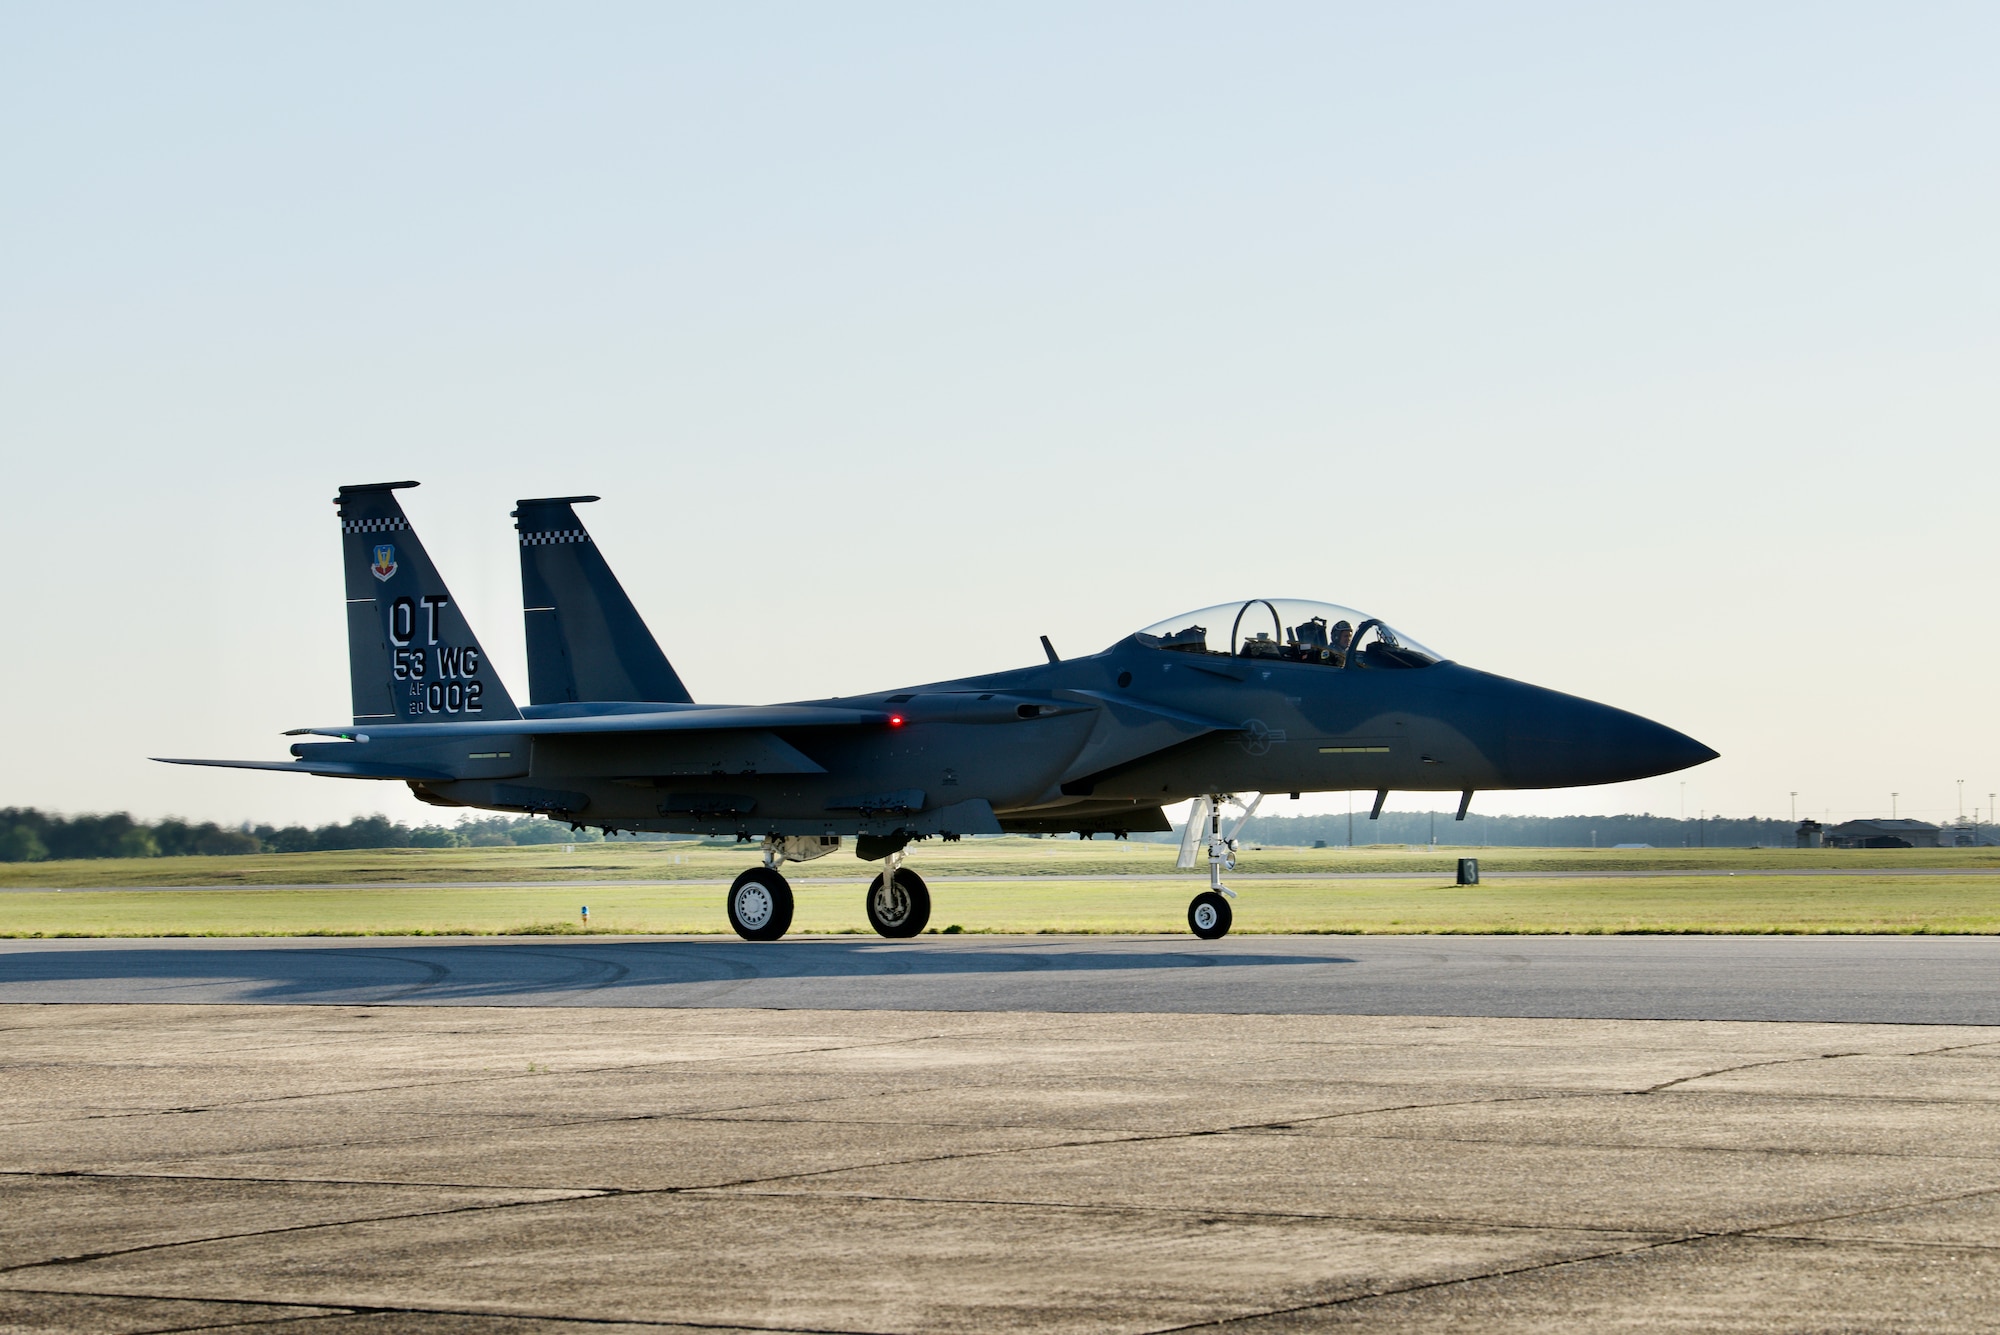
[{"xmin": 1135, "ymin": 599, "xmax": 1444, "ymax": 670}]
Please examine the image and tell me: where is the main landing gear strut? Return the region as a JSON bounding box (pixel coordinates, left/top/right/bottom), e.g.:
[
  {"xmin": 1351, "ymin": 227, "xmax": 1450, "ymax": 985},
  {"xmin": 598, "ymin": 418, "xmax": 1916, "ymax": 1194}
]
[
  {"xmin": 726, "ymin": 836, "xmax": 928, "ymax": 941},
  {"xmin": 1177, "ymin": 793, "xmax": 1262, "ymax": 940},
  {"xmin": 865, "ymin": 848, "xmax": 931, "ymax": 938}
]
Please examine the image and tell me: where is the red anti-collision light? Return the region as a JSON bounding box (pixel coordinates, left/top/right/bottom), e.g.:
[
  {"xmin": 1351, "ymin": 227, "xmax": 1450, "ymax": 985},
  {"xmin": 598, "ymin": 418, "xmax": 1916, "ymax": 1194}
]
[{"xmin": 889, "ymin": 714, "xmax": 904, "ymax": 727}]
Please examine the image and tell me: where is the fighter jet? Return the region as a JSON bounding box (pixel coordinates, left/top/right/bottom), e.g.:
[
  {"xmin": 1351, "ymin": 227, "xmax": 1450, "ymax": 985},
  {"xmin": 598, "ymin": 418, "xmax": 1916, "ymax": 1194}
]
[{"xmin": 162, "ymin": 481, "xmax": 1717, "ymax": 941}]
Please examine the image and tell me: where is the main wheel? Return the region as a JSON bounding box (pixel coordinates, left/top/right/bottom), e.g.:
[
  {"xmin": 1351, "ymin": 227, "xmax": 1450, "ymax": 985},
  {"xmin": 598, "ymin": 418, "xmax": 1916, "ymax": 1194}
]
[
  {"xmin": 1188, "ymin": 891, "xmax": 1232, "ymax": 940},
  {"xmin": 727, "ymin": 867, "xmax": 794, "ymax": 941},
  {"xmin": 866, "ymin": 867, "xmax": 931, "ymax": 938}
]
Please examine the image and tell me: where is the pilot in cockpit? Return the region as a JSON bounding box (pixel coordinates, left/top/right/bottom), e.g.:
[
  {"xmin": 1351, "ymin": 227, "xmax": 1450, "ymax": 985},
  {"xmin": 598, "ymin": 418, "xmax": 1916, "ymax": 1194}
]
[
  {"xmin": 1286, "ymin": 616, "xmax": 1351, "ymax": 666},
  {"xmin": 1142, "ymin": 602, "xmax": 1438, "ymax": 670}
]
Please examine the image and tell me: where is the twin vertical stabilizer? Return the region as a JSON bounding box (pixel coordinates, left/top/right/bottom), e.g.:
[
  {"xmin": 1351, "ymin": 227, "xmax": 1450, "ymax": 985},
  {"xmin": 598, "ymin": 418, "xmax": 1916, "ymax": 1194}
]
[
  {"xmin": 336, "ymin": 482, "xmax": 520, "ymax": 726},
  {"xmin": 513, "ymin": 496, "xmax": 693, "ymax": 706},
  {"xmin": 333, "ymin": 483, "xmax": 682, "ymax": 726}
]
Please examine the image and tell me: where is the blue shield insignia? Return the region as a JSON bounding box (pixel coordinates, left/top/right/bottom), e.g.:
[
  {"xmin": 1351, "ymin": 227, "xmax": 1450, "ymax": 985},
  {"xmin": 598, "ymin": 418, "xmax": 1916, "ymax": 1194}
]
[{"xmin": 371, "ymin": 544, "xmax": 398, "ymax": 582}]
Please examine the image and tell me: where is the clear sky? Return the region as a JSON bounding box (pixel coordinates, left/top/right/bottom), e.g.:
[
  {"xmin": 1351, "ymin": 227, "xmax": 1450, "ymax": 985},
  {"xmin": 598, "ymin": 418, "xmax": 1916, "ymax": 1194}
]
[{"xmin": 4, "ymin": 3, "xmax": 1995, "ymax": 831}]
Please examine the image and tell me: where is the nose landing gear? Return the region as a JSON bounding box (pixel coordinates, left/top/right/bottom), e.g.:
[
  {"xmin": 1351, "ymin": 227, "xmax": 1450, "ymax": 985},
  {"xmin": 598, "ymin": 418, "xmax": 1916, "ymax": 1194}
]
[
  {"xmin": 1188, "ymin": 890, "xmax": 1232, "ymax": 939},
  {"xmin": 1176, "ymin": 793, "xmax": 1261, "ymax": 939}
]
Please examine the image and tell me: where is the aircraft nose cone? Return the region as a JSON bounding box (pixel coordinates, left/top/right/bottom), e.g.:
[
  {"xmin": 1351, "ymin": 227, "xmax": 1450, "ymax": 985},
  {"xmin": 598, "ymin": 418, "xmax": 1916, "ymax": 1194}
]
[
  {"xmin": 1613, "ymin": 715, "xmax": 1718, "ymax": 781},
  {"xmin": 1502, "ymin": 686, "xmax": 1717, "ymax": 787}
]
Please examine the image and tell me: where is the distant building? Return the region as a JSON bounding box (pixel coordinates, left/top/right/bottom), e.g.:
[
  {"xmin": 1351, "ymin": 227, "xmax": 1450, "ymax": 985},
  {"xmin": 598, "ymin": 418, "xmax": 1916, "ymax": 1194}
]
[
  {"xmin": 1611, "ymin": 843, "xmax": 1652, "ymax": 849},
  {"xmin": 1795, "ymin": 819, "xmax": 1823, "ymax": 849},
  {"xmin": 1941, "ymin": 819, "xmax": 2000, "ymax": 848},
  {"xmin": 1823, "ymin": 818, "xmax": 1940, "ymax": 849}
]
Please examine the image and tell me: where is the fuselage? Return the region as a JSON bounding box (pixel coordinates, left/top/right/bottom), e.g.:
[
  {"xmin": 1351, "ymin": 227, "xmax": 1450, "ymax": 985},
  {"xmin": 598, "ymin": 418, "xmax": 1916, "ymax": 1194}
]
[{"xmin": 380, "ymin": 633, "xmax": 1714, "ymax": 838}]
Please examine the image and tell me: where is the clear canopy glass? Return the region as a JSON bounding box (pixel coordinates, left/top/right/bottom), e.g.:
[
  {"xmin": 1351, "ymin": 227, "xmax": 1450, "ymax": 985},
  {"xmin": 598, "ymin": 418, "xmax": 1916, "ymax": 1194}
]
[{"xmin": 1134, "ymin": 599, "xmax": 1443, "ymax": 669}]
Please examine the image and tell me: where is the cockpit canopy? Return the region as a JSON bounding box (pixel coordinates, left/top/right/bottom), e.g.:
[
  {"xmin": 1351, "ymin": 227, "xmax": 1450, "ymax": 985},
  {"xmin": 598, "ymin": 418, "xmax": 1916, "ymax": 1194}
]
[{"xmin": 1135, "ymin": 599, "xmax": 1443, "ymax": 669}]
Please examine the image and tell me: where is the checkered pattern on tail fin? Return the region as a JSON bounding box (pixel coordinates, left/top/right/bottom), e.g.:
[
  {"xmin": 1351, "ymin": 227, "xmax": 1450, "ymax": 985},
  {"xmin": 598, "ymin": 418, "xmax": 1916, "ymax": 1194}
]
[
  {"xmin": 513, "ymin": 496, "xmax": 692, "ymax": 706},
  {"xmin": 335, "ymin": 482, "xmax": 520, "ymax": 725}
]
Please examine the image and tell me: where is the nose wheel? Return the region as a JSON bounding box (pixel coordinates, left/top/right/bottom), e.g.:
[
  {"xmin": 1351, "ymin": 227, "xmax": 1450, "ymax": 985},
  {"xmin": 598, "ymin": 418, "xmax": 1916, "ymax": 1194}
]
[
  {"xmin": 727, "ymin": 867, "xmax": 794, "ymax": 941},
  {"xmin": 866, "ymin": 864, "xmax": 931, "ymax": 938},
  {"xmin": 1177, "ymin": 792, "xmax": 1261, "ymax": 939},
  {"xmin": 1188, "ymin": 890, "xmax": 1232, "ymax": 940}
]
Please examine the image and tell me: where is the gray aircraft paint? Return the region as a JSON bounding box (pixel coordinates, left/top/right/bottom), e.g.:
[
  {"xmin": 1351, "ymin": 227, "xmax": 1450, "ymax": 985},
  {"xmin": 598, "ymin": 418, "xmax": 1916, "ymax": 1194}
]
[
  {"xmin": 513, "ymin": 495, "xmax": 693, "ymax": 707},
  {"xmin": 160, "ymin": 483, "xmax": 1717, "ymax": 933},
  {"xmin": 336, "ymin": 482, "xmax": 518, "ymax": 726}
]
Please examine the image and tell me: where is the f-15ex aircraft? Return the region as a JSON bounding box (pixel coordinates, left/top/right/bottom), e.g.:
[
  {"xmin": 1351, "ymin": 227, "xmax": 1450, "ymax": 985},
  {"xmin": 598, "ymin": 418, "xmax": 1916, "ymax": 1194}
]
[{"xmin": 163, "ymin": 482, "xmax": 1716, "ymax": 941}]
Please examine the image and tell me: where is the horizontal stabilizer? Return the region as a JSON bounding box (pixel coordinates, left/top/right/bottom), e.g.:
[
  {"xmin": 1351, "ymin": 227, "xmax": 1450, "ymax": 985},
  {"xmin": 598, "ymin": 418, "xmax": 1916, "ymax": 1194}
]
[
  {"xmin": 152, "ymin": 757, "xmax": 452, "ymax": 781},
  {"xmin": 290, "ymin": 702, "xmax": 896, "ymax": 742}
]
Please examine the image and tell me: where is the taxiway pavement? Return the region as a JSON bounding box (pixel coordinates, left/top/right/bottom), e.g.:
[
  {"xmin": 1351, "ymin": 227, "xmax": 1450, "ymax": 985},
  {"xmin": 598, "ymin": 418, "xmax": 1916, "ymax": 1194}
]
[
  {"xmin": 4, "ymin": 932, "xmax": 2000, "ymax": 1023},
  {"xmin": 4, "ymin": 1000, "xmax": 1999, "ymax": 1332}
]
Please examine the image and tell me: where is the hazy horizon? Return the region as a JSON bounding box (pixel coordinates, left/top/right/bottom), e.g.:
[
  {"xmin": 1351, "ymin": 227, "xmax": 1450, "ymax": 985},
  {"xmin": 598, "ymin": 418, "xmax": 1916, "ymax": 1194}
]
[{"xmin": 5, "ymin": 4, "xmax": 1994, "ymax": 832}]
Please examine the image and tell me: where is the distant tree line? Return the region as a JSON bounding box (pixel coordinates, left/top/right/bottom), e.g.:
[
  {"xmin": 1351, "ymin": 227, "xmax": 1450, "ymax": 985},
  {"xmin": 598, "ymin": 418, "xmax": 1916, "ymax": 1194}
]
[
  {"xmin": 1, "ymin": 804, "xmax": 1806, "ymax": 863},
  {"xmin": 0, "ymin": 808, "xmax": 630, "ymax": 863},
  {"xmin": 1224, "ymin": 810, "xmax": 1796, "ymax": 849}
]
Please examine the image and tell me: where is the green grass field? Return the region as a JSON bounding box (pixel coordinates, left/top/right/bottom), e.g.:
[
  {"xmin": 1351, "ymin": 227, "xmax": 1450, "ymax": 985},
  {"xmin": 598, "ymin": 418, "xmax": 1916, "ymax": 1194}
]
[
  {"xmin": 2, "ymin": 838, "xmax": 1997, "ymax": 936},
  {"xmin": 3, "ymin": 837, "xmax": 1995, "ymax": 889}
]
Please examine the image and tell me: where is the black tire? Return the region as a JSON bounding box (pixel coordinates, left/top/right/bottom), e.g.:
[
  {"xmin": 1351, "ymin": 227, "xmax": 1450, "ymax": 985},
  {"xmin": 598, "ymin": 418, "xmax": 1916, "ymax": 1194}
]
[
  {"xmin": 727, "ymin": 867, "xmax": 794, "ymax": 941},
  {"xmin": 1188, "ymin": 891, "xmax": 1232, "ymax": 940},
  {"xmin": 866, "ymin": 867, "xmax": 931, "ymax": 938}
]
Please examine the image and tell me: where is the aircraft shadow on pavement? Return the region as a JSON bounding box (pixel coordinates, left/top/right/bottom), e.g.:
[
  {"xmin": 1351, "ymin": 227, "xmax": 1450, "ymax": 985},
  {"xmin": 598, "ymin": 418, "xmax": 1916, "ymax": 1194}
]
[{"xmin": 0, "ymin": 939, "xmax": 1350, "ymax": 1005}]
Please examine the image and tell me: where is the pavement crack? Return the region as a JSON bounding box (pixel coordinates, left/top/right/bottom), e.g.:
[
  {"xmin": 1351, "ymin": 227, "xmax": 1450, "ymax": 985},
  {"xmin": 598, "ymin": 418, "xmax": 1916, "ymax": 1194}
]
[
  {"xmin": 658, "ymin": 1092, "xmax": 1579, "ymax": 1197},
  {"xmin": 0, "ymin": 1190, "xmax": 613, "ymax": 1277},
  {"xmin": 0, "ymin": 1288, "xmax": 360, "ymax": 1333},
  {"xmin": 0, "ymin": 1031, "xmax": 964, "ymax": 1132},
  {"xmin": 1633, "ymin": 1051, "xmax": 1860, "ymax": 1095},
  {"xmin": 1748, "ymin": 1231, "xmax": 2000, "ymax": 1252},
  {"xmin": 0, "ymin": 1167, "xmax": 607, "ymax": 1193},
  {"xmin": 1142, "ymin": 1237, "xmax": 1677, "ymax": 1332},
  {"xmin": 139, "ymin": 1312, "xmax": 359, "ymax": 1333},
  {"xmin": 0, "ymin": 1285, "xmax": 896, "ymax": 1333},
  {"xmin": 1908, "ymin": 1038, "xmax": 2000, "ymax": 1057},
  {"xmin": 1137, "ymin": 1178, "xmax": 2000, "ymax": 1332},
  {"xmin": 701, "ymin": 1186, "xmax": 1668, "ymax": 1235},
  {"xmin": 1736, "ymin": 1180, "xmax": 2000, "ymax": 1237},
  {"xmin": 0, "ymin": 1279, "xmax": 892, "ymax": 1335}
]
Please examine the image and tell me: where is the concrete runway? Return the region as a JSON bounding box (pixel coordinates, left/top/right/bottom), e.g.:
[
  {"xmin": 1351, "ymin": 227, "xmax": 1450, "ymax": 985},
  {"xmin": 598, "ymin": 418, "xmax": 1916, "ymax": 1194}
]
[
  {"xmin": 5, "ymin": 1001, "xmax": 2000, "ymax": 1332},
  {"xmin": 5, "ymin": 932, "xmax": 2000, "ymax": 1023},
  {"xmin": 8, "ymin": 938, "xmax": 2000, "ymax": 1329}
]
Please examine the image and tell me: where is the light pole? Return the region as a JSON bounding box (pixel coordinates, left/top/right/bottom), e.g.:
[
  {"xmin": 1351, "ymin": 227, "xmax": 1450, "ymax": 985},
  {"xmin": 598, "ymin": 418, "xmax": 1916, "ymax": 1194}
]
[
  {"xmin": 1790, "ymin": 792, "xmax": 1797, "ymax": 823},
  {"xmin": 1958, "ymin": 780, "xmax": 1966, "ymax": 821},
  {"xmin": 1892, "ymin": 792, "xmax": 1899, "ymax": 819}
]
